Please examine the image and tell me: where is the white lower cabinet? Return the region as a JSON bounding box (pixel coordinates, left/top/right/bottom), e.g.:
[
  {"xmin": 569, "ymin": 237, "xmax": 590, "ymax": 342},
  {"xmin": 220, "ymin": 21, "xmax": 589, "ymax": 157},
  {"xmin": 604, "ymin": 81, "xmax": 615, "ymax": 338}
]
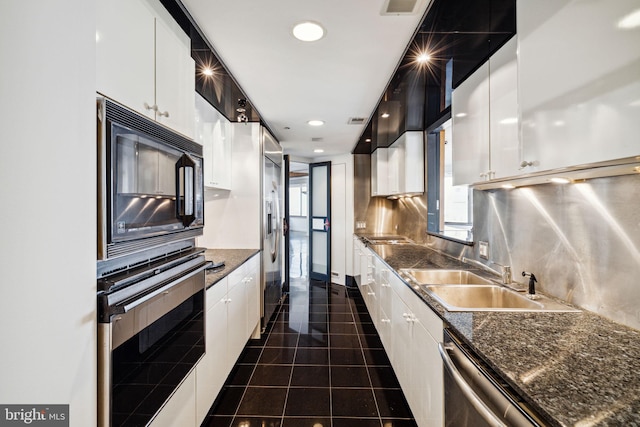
[
  {"xmin": 384, "ymin": 268, "xmax": 444, "ymax": 427},
  {"xmin": 195, "ymin": 254, "xmax": 261, "ymax": 425},
  {"xmin": 149, "ymin": 369, "xmax": 196, "ymax": 427},
  {"xmin": 195, "ymin": 277, "xmax": 228, "ymax": 423}
]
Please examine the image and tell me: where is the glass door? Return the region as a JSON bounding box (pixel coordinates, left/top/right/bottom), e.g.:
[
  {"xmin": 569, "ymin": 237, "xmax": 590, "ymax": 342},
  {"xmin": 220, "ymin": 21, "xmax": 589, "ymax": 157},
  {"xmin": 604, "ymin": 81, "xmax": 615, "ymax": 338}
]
[{"xmin": 309, "ymin": 162, "xmax": 331, "ymax": 281}]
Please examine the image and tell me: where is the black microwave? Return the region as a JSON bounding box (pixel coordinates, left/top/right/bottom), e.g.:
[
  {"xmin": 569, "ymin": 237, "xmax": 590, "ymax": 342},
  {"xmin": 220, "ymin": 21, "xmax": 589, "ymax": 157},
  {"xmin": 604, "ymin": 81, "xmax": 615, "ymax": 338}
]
[{"xmin": 97, "ymin": 96, "xmax": 204, "ymax": 261}]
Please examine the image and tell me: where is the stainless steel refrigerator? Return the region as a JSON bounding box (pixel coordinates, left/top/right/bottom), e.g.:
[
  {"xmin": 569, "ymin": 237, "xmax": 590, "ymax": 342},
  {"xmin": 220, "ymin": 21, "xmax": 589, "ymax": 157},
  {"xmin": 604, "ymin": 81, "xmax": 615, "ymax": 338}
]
[{"xmin": 262, "ymin": 128, "xmax": 283, "ymax": 329}]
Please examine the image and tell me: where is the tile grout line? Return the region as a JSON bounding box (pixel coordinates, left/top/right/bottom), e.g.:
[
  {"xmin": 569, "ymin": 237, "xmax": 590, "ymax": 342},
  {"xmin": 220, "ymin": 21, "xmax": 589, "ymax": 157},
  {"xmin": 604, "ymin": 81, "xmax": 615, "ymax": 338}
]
[
  {"xmin": 351, "ymin": 287, "xmax": 385, "ymax": 427},
  {"xmin": 229, "ymin": 299, "xmax": 282, "ymax": 425}
]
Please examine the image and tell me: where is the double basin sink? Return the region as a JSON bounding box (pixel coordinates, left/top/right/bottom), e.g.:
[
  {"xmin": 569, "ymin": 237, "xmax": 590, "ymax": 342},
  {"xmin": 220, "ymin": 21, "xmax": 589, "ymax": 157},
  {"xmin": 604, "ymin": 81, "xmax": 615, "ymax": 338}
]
[{"xmin": 400, "ymin": 269, "xmax": 579, "ymax": 312}]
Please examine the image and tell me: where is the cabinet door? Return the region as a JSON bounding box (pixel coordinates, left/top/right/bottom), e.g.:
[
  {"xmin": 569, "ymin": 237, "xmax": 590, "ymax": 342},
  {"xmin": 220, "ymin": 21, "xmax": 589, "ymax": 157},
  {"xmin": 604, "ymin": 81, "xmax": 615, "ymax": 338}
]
[
  {"xmin": 154, "ymin": 16, "xmax": 195, "ymax": 139},
  {"xmin": 391, "ymin": 293, "xmax": 412, "ymax": 393},
  {"xmin": 452, "ymin": 62, "xmax": 490, "ymax": 185},
  {"xmin": 489, "ymin": 36, "xmax": 520, "ymax": 179},
  {"xmin": 377, "ymin": 267, "xmax": 393, "ymax": 351},
  {"xmin": 371, "ymin": 148, "xmax": 389, "ymax": 196},
  {"xmin": 403, "ymin": 131, "xmax": 424, "ymax": 194},
  {"xmin": 388, "ymin": 139, "xmax": 405, "ymax": 194},
  {"xmin": 411, "ymin": 323, "xmax": 443, "ymax": 427},
  {"xmin": 245, "ymin": 256, "xmax": 261, "ymax": 337},
  {"xmin": 149, "ymin": 369, "xmax": 196, "ymax": 427},
  {"xmin": 196, "ymin": 296, "xmax": 228, "ymax": 424},
  {"xmin": 96, "ymin": 0, "xmax": 155, "ymax": 119},
  {"xmin": 353, "ymin": 237, "xmax": 362, "ymax": 285},
  {"xmin": 196, "ymin": 94, "xmax": 233, "ymax": 190},
  {"xmin": 518, "ymin": 0, "xmax": 640, "ymax": 171},
  {"xmin": 226, "ymin": 281, "xmax": 248, "ymax": 371}
]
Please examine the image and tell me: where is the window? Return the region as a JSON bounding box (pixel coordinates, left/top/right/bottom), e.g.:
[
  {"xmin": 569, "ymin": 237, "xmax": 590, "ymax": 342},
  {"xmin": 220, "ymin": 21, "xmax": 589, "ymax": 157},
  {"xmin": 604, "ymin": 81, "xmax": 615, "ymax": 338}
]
[
  {"xmin": 427, "ymin": 118, "xmax": 473, "ymax": 242},
  {"xmin": 289, "ymin": 185, "xmax": 308, "ymax": 217}
]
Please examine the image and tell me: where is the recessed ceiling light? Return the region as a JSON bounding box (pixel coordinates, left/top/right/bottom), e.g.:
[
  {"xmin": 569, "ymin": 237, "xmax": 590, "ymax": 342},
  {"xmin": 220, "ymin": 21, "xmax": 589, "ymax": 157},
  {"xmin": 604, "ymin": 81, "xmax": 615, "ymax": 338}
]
[
  {"xmin": 292, "ymin": 21, "xmax": 325, "ymax": 42},
  {"xmin": 381, "ymin": 113, "xmax": 390, "ymax": 118},
  {"xmin": 365, "ymin": 138, "xmax": 372, "ymax": 143},
  {"xmin": 308, "ymin": 120, "xmax": 324, "ymax": 126},
  {"xmin": 314, "ymin": 149, "xmax": 324, "ymax": 153}
]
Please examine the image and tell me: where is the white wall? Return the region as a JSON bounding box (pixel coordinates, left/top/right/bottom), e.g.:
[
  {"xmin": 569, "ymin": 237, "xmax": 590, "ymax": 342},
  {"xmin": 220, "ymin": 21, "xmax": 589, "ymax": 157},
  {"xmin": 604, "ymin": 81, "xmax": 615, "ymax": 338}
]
[
  {"xmin": 0, "ymin": 2, "xmax": 97, "ymax": 425},
  {"xmin": 198, "ymin": 122, "xmax": 262, "ymax": 249}
]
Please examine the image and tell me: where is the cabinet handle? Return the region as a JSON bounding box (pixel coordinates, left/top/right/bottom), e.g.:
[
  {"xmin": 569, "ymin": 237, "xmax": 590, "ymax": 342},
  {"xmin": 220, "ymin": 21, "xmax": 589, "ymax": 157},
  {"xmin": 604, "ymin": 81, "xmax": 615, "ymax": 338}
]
[
  {"xmin": 519, "ymin": 160, "xmax": 535, "ymax": 170},
  {"xmin": 157, "ymin": 109, "xmax": 170, "ymax": 118},
  {"xmin": 144, "ymin": 102, "xmax": 156, "ymax": 111},
  {"xmin": 381, "ymin": 319, "xmax": 391, "ymax": 323},
  {"xmin": 367, "ymin": 292, "xmax": 375, "ymax": 296},
  {"xmin": 381, "ymin": 283, "xmax": 391, "ymax": 288}
]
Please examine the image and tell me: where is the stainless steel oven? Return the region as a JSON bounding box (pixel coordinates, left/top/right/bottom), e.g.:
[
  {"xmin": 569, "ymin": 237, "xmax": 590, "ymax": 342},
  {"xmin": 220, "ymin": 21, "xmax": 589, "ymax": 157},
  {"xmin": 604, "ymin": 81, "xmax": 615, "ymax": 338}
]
[
  {"xmin": 97, "ymin": 96, "xmax": 204, "ymax": 261},
  {"xmin": 97, "ymin": 245, "xmax": 208, "ymax": 427},
  {"xmin": 439, "ymin": 329, "xmax": 546, "ymax": 427}
]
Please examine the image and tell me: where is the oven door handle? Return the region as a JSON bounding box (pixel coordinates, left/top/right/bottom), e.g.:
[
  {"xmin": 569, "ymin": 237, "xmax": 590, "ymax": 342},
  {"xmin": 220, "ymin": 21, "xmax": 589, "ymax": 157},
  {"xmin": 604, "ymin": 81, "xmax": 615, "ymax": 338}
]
[
  {"xmin": 439, "ymin": 342, "xmax": 508, "ymax": 427},
  {"xmin": 113, "ymin": 261, "xmax": 208, "ymax": 316}
]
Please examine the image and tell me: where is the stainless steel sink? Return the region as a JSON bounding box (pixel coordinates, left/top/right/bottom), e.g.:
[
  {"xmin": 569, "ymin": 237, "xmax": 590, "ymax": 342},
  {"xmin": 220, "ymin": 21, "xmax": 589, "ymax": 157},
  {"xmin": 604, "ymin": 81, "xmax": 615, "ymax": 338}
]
[
  {"xmin": 400, "ymin": 268, "xmax": 580, "ymax": 312},
  {"xmin": 426, "ymin": 284, "xmax": 541, "ymax": 310},
  {"xmin": 365, "ymin": 236, "xmax": 413, "ymax": 245},
  {"xmin": 401, "ymin": 269, "xmax": 494, "ymax": 285}
]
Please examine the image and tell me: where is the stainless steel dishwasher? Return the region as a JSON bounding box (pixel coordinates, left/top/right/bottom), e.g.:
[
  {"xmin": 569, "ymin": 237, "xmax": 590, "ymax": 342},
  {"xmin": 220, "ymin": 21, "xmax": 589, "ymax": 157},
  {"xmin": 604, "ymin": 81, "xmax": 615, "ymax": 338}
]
[{"xmin": 439, "ymin": 329, "xmax": 547, "ymax": 427}]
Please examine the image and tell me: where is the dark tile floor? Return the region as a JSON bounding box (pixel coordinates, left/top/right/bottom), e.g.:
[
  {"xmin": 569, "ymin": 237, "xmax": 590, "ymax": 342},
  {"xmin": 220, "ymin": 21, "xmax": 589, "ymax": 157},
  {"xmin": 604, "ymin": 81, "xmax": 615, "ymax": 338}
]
[{"xmin": 201, "ymin": 279, "xmax": 417, "ymax": 427}]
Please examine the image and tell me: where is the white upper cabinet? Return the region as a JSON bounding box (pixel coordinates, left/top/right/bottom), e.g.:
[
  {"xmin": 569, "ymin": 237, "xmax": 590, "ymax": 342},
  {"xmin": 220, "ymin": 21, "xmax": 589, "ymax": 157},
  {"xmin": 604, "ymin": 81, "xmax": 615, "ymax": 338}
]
[
  {"xmin": 372, "ymin": 131, "xmax": 424, "ymax": 197},
  {"xmin": 518, "ymin": 0, "xmax": 640, "ymax": 172},
  {"xmin": 452, "ymin": 61, "xmax": 490, "ymax": 185},
  {"xmin": 399, "ymin": 131, "xmax": 425, "ymax": 195},
  {"xmin": 96, "ymin": 0, "xmax": 195, "ymax": 139},
  {"xmin": 453, "ymin": 37, "xmax": 519, "ymax": 185},
  {"xmin": 488, "ymin": 37, "xmax": 520, "ymax": 179},
  {"xmin": 96, "ymin": 0, "xmax": 155, "ymax": 120},
  {"xmin": 195, "ymin": 93, "xmax": 232, "ymax": 190},
  {"xmin": 154, "ymin": 15, "xmax": 196, "ymax": 138},
  {"xmin": 371, "ymin": 147, "xmax": 389, "ymax": 197}
]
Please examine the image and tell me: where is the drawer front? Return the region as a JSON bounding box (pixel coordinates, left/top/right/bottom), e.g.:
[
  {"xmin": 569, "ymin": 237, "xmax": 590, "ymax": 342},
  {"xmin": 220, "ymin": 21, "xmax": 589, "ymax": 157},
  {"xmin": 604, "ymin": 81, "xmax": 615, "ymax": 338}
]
[{"xmin": 206, "ymin": 276, "xmax": 228, "ymax": 311}]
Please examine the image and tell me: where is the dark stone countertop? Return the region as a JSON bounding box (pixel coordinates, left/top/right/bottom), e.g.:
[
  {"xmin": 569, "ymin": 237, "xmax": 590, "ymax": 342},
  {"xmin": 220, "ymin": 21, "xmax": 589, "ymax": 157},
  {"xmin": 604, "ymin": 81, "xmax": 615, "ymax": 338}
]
[
  {"xmin": 361, "ymin": 237, "xmax": 640, "ymax": 427},
  {"xmin": 204, "ymin": 248, "xmax": 260, "ymax": 289}
]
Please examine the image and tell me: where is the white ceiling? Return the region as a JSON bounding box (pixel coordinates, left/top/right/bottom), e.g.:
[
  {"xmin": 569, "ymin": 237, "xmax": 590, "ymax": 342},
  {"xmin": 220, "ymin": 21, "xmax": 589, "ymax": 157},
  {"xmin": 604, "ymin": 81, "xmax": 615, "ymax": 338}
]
[{"xmin": 181, "ymin": 0, "xmax": 431, "ymax": 159}]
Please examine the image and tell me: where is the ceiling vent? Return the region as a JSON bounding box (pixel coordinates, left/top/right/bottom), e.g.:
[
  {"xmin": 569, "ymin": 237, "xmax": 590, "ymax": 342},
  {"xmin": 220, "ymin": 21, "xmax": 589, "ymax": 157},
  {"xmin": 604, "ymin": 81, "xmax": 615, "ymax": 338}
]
[
  {"xmin": 348, "ymin": 117, "xmax": 367, "ymax": 125},
  {"xmin": 311, "ymin": 137, "xmax": 324, "ymax": 142},
  {"xmin": 381, "ymin": 0, "xmax": 419, "ymax": 15}
]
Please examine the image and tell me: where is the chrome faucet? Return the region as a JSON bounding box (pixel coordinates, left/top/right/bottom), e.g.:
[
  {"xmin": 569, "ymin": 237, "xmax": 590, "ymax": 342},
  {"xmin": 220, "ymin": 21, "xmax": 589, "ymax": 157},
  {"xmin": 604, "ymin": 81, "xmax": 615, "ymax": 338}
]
[
  {"xmin": 462, "ymin": 257, "xmax": 513, "ymax": 284},
  {"xmin": 522, "ymin": 271, "xmax": 538, "ymax": 299}
]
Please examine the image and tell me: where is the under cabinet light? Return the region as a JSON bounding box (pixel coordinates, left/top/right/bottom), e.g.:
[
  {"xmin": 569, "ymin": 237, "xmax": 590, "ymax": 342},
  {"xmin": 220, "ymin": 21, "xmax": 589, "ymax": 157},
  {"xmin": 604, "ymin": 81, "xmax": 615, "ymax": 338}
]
[{"xmin": 550, "ymin": 177, "xmax": 571, "ymax": 184}]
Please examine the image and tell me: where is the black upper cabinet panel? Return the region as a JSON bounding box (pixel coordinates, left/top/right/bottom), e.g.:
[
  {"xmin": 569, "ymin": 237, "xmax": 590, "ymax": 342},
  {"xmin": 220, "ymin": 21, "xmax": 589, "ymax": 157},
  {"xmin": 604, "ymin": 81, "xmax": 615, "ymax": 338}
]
[
  {"xmin": 375, "ymin": 66, "xmax": 426, "ymax": 148},
  {"xmin": 420, "ymin": 0, "xmax": 516, "ymax": 88},
  {"xmin": 354, "ymin": 0, "xmax": 516, "ymax": 152},
  {"xmin": 159, "ymin": 0, "xmax": 261, "ymax": 124}
]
